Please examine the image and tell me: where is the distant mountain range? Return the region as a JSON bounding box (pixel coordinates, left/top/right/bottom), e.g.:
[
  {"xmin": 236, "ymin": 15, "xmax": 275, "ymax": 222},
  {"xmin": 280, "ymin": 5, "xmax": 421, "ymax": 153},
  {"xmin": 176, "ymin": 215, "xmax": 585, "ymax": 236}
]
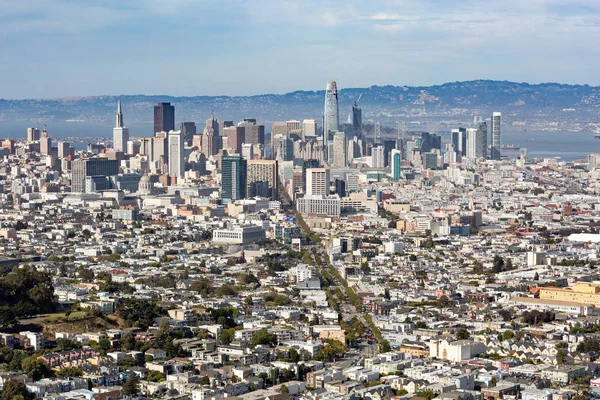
[{"xmin": 1, "ymin": 80, "xmax": 600, "ymax": 126}]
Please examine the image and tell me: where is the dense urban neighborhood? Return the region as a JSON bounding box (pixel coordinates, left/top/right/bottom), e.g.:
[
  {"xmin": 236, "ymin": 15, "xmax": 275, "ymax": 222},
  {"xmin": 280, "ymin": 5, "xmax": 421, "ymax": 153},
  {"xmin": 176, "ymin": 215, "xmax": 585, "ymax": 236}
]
[{"xmin": 1, "ymin": 94, "xmax": 600, "ymax": 400}]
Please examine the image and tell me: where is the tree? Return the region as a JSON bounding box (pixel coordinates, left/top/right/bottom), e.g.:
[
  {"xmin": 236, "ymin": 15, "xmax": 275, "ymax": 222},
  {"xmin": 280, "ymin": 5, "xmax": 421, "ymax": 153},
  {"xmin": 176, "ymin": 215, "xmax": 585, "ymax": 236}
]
[
  {"xmin": 122, "ymin": 377, "xmax": 140, "ymax": 396},
  {"xmin": 409, "ymin": 254, "xmax": 417, "ymax": 262},
  {"xmin": 556, "ymin": 349, "xmax": 567, "ymax": 365},
  {"xmin": 498, "ymin": 309, "xmax": 512, "ymax": 322},
  {"xmin": 437, "ymin": 295, "xmax": 453, "ymax": 308},
  {"xmin": 533, "ymin": 272, "xmax": 540, "ymax": 281},
  {"xmin": 2, "ymin": 379, "xmax": 33, "ymax": 400},
  {"xmin": 492, "ymin": 255, "xmax": 505, "ymax": 273},
  {"xmin": 200, "ymin": 376, "xmax": 210, "ymax": 385},
  {"xmin": 456, "ymin": 329, "xmax": 470, "ymax": 340},
  {"xmin": 146, "ymin": 371, "xmax": 165, "ymax": 382},
  {"xmin": 280, "ymin": 385, "xmax": 289, "ymax": 394},
  {"xmin": 502, "ymin": 330, "xmax": 514, "ymax": 341},
  {"xmin": 22, "ymin": 358, "xmax": 54, "ymax": 381},
  {"xmin": 251, "ymin": 328, "xmax": 277, "ymax": 348},
  {"xmin": 416, "ymin": 389, "xmax": 437, "ymax": 400}
]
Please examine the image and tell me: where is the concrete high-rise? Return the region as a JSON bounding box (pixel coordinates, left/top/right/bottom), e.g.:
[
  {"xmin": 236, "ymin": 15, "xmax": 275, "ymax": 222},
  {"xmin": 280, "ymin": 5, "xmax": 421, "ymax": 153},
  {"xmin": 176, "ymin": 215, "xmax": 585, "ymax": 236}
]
[
  {"xmin": 476, "ymin": 122, "xmax": 488, "ymax": 159},
  {"xmin": 202, "ymin": 115, "xmax": 220, "ymax": 157},
  {"xmin": 372, "ymin": 145, "xmax": 384, "ymax": 168},
  {"xmin": 224, "ymin": 126, "xmax": 245, "ymax": 154},
  {"xmin": 466, "ymin": 128, "xmax": 486, "ymax": 159},
  {"xmin": 332, "ymin": 131, "xmax": 347, "ymax": 168},
  {"xmin": 451, "ymin": 128, "xmax": 467, "ymax": 156},
  {"xmin": 247, "ymin": 160, "xmax": 278, "ymax": 199},
  {"xmin": 306, "ymin": 168, "xmax": 330, "ymax": 196},
  {"xmin": 27, "ymin": 128, "xmax": 40, "ymax": 142},
  {"xmin": 113, "ymin": 101, "xmax": 129, "ymax": 152},
  {"xmin": 168, "ymin": 130, "xmax": 184, "ymax": 178},
  {"xmin": 303, "ymin": 119, "xmax": 317, "ymax": 139},
  {"xmin": 221, "ymin": 155, "xmax": 247, "ymax": 202},
  {"xmin": 40, "ymin": 130, "xmax": 51, "ymax": 156},
  {"xmin": 180, "ymin": 122, "xmax": 197, "ymax": 146},
  {"xmin": 324, "ymin": 80, "xmax": 339, "ymax": 157},
  {"xmin": 491, "ymin": 112, "xmax": 502, "ymax": 160},
  {"xmin": 154, "ymin": 102, "xmax": 175, "ymax": 134},
  {"xmin": 238, "ymin": 119, "xmax": 265, "ymax": 146}
]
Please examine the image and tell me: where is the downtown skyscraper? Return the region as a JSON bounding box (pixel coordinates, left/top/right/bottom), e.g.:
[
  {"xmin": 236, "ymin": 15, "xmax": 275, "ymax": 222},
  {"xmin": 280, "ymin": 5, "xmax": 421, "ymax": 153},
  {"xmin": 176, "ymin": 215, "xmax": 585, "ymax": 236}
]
[
  {"xmin": 113, "ymin": 100, "xmax": 129, "ymax": 152},
  {"xmin": 324, "ymin": 80, "xmax": 339, "ymax": 159},
  {"xmin": 154, "ymin": 102, "xmax": 175, "ymax": 134},
  {"xmin": 491, "ymin": 112, "xmax": 502, "ymax": 160}
]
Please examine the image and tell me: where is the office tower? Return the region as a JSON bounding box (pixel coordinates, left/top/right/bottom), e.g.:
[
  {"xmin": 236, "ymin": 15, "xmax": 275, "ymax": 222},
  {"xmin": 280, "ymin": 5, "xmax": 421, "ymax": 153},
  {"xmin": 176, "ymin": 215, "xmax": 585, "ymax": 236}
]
[
  {"xmin": 491, "ymin": 112, "xmax": 502, "ymax": 160},
  {"xmin": 127, "ymin": 140, "xmax": 140, "ymax": 155},
  {"xmin": 286, "ymin": 120, "xmax": 301, "ymax": 133},
  {"xmin": 1, "ymin": 140, "xmax": 15, "ymax": 154},
  {"xmin": 113, "ymin": 101, "xmax": 129, "ymax": 152},
  {"xmin": 419, "ymin": 132, "xmax": 431, "ymax": 153},
  {"xmin": 40, "ymin": 130, "xmax": 51, "ymax": 156},
  {"xmin": 303, "ymin": 119, "xmax": 317, "ymax": 139},
  {"xmin": 247, "ymin": 160, "xmax": 278, "ymax": 199},
  {"xmin": 224, "ymin": 126, "xmax": 245, "ymax": 154},
  {"xmin": 422, "ymin": 152, "xmax": 438, "ymax": 170},
  {"xmin": 154, "ymin": 102, "xmax": 175, "ymax": 134},
  {"xmin": 324, "ymin": 80, "xmax": 339, "ymax": 157},
  {"xmin": 238, "ymin": 119, "xmax": 265, "ymax": 146},
  {"xmin": 352, "ymin": 100, "xmax": 362, "ymax": 140},
  {"xmin": 201, "ymin": 115, "xmax": 220, "ymax": 157},
  {"xmin": 306, "ymin": 168, "xmax": 330, "ymax": 196},
  {"xmin": 27, "ymin": 127, "xmax": 40, "ymax": 142},
  {"xmin": 71, "ymin": 158, "xmax": 119, "ymax": 193},
  {"xmin": 382, "ymin": 140, "xmax": 396, "ymax": 168},
  {"xmin": 451, "ymin": 128, "xmax": 467, "ymax": 156},
  {"xmin": 347, "ymin": 137, "xmax": 361, "ymax": 164},
  {"xmin": 278, "ymin": 137, "xmax": 294, "ymax": 162},
  {"xmin": 372, "ymin": 145, "xmax": 384, "ymax": 168},
  {"xmin": 476, "ymin": 122, "xmax": 488, "ymax": 159},
  {"xmin": 332, "ymin": 132, "xmax": 347, "ymax": 168},
  {"xmin": 153, "ymin": 132, "xmax": 168, "ymax": 164},
  {"xmin": 430, "ymin": 134, "xmax": 441, "ymax": 151},
  {"xmin": 466, "ymin": 128, "xmax": 478, "ymax": 158},
  {"xmin": 168, "ymin": 130, "xmax": 184, "ymax": 178},
  {"xmin": 391, "ymin": 149, "xmax": 402, "ymax": 181},
  {"xmin": 334, "ymin": 178, "xmax": 346, "ymax": 197},
  {"xmin": 474, "ymin": 115, "xmax": 484, "ymax": 125},
  {"xmin": 444, "ymin": 143, "xmax": 457, "ymax": 164},
  {"xmin": 221, "ymin": 155, "xmax": 247, "ymax": 202},
  {"xmin": 220, "ymin": 121, "xmax": 234, "ymax": 136},
  {"xmin": 57, "ymin": 141, "xmax": 70, "ymax": 158},
  {"xmin": 241, "ymin": 143, "xmax": 253, "ymax": 160},
  {"xmin": 180, "ymin": 122, "xmax": 197, "ymax": 146}
]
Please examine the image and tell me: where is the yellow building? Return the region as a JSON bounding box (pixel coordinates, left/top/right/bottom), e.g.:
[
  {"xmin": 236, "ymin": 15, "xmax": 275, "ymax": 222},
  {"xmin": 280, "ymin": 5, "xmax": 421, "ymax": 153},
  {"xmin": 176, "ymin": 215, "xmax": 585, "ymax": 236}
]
[{"xmin": 539, "ymin": 283, "xmax": 600, "ymax": 307}]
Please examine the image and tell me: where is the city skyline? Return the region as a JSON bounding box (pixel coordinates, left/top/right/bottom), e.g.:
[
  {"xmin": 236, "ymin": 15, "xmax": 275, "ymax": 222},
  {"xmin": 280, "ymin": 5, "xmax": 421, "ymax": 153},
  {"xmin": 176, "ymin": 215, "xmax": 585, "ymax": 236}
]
[{"xmin": 2, "ymin": 1, "xmax": 600, "ymax": 99}]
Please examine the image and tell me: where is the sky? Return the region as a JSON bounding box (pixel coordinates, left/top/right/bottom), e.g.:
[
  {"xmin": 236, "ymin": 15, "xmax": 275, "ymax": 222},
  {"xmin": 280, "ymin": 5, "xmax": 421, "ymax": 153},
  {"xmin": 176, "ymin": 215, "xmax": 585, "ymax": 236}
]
[{"xmin": 1, "ymin": 0, "xmax": 600, "ymax": 99}]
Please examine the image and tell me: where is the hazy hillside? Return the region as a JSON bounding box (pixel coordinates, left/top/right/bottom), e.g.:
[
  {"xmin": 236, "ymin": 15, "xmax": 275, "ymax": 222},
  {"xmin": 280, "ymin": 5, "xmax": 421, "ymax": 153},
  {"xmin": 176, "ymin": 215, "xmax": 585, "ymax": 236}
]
[{"xmin": 1, "ymin": 80, "xmax": 599, "ymax": 126}]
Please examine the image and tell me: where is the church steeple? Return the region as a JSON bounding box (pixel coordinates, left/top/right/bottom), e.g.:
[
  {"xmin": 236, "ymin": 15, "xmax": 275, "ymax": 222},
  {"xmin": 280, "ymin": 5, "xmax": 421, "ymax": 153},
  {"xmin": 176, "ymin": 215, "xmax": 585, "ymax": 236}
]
[{"xmin": 116, "ymin": 100, "xmax": 124, "ymax": 128}]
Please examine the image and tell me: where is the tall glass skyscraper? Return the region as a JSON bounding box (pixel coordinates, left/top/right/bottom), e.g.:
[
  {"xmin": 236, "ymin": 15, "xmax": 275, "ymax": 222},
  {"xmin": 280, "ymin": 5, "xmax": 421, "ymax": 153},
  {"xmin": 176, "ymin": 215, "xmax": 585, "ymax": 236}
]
[
  {"xmin": 476, "ymin": 121, "xmax": 488, "ymax": 159},
  {"xmin": 324, "ymin": 80, "xmax": 339, "ymax": 159},
  {"xmin": 491, "ymin": 112, "xmax": 502, "ymax": 160},
  {"xmin": 391, "ymin": 149, "xmax": 402, "ymax": 181},
  {"xmin": 221, "ymin": 155, "xmax": 247, "ymax": 203}
]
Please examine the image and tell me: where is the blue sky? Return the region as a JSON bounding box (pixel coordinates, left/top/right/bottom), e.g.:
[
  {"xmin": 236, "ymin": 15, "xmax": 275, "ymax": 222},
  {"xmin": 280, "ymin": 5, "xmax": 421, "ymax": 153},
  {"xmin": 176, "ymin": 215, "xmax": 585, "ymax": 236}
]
[{"xmin": 1, "ymin": 0, "xmax": 600, "ymax": 99}]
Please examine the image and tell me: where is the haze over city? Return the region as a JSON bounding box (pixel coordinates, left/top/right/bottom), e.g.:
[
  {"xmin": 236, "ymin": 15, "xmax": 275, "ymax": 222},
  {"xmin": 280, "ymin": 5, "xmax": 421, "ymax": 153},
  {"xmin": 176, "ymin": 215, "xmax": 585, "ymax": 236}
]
[{"xmin": 3, "ymin": 0, "xmax": 600, "ymax": 98}]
